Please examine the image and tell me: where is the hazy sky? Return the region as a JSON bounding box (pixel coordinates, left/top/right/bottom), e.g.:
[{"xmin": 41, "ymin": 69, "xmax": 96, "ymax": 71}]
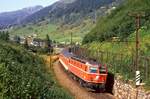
[{"xmin": 0, "ymin": 0, "xmax": 59, "ymax": 13}]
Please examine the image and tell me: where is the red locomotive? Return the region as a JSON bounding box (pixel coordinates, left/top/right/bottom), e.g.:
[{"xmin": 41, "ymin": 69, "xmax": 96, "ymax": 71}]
[{"xmin": 59, "ymin": 48, "xmax": 108, "ymax": 90}]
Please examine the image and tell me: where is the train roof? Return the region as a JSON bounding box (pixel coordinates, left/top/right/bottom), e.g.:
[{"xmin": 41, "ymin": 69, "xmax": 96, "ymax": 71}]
[{"xmin": 61, "ymin": 49, "xmax": 99, "ymax": 66}]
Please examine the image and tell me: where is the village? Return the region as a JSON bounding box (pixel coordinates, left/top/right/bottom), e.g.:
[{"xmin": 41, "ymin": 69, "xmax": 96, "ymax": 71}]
[{"xmin": 10, "ymin": 34, "xmax": 47, "ymax": 47}]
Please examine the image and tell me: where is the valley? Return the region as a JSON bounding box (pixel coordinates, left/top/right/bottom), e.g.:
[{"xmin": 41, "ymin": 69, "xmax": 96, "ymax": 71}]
[
  {"xmin": 9, "ymin": 19, "xmax": 95, "ymax": 43},
  {"xmin": 0, "ymin": 0, "xmax": 150, "ymax": 99}
]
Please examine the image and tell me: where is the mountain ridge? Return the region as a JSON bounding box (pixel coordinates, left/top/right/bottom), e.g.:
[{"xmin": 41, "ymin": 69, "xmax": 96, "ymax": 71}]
[
  {"xmin": 0, "ymin": 5, "xmax": 43, "ymax": 29},
  {"xmin": 0, "ymin": 0, "xmax": 123, "ymax": 29},
  {"xmin": 21, "ymin": 0, "xmax": 122, "ymax": 24}
]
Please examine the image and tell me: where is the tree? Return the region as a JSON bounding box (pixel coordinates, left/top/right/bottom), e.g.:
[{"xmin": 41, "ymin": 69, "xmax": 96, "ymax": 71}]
[
  {"xmin": 0, "ymin": 31, "xmax": 9, "ymax": 41},
  {"xmin": 14, "ymin": 35, "xmax": 21, "ymax": 43},
  {"xmin": 45, "ymin": 34, "xmax": 53, "ymax": 53},
  {"xmin": 24, "ymin": 38, "xmax": 29, "ymax": 50},
  {"xmin": 5, "ymin": 31, "xmax": 9, "ymax": 41}
]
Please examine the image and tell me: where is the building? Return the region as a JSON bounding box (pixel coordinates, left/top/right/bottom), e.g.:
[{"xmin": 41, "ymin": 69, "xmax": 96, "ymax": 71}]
[{"xmin": 31, "ymin": 38, "xmax": 46, "ymax": 48}]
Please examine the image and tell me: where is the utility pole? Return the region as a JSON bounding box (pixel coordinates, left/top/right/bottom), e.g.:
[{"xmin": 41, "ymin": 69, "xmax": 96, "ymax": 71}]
[
  {"xmin": 71, "ymin": 32, "xmax": 72, "ymax": 47},
  {"xmin": 134, "ymin": 14, "xmax": 140, "ymax": 71},
  {"xmin": 70, "ymin": 32, "xmax": 73, "ymax": 53},
  {"xmin": 50, "ymin": 53, "xmax": 52, "ymax": 69},
  {"xmin": 94, "ymin": 10, "xmax": 97, "ymax": 23},
  {"xmin": 135, "ymin": 15, "xmax": 140, "ymax": 71},
  {"xmin": 129, "ymin": 12, "xmax": 145, "ymax": 99},
  {"xmin": 129, "ymin": 12, "xmax": 145, "ymax": 72},
  {"xmin": 93, "ymin": 0, "xmax": 97, "ymax": 23}
]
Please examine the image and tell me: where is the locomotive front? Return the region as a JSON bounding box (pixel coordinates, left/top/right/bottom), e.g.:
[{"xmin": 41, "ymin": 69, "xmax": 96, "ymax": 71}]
[{"xmin": 84, "ymin": 62, "xmax": 108, "ymax": 89}]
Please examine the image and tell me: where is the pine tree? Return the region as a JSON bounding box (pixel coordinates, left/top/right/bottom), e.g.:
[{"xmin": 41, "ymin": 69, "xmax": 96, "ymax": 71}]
[
  {"xmin": 24, "ymin": 38, "xmax": 29, "ymax": 50},
  {"xmin": 45, "ymin": 34, "xmax": 53, "ymax": 53},
  {"xmin": 0, "ymin": 31, "xmax": 9, "ymax": 41},
  {"xmin": 5, "ymin": 31, "xmax": 9, "ymax": 41}
]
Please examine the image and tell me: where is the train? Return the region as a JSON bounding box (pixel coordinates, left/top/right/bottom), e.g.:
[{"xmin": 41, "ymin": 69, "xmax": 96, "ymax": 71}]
[{"xmin": 59, "ymin": 48, "xmax": 108, "ymax": 90}]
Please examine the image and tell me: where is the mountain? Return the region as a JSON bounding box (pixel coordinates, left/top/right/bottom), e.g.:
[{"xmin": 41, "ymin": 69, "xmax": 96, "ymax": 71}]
[
  {"xmin": 82, "ymin": 0, "xmax": 150, "ymax": 44},
  {"xmin": 22, "ymin": 0, "xmax": 122, "ymax": 24},
  {"xmin": 0, "ymin": 5, "xmax": 43, "ymax": 29},
  {"xmin": 9, "ymin": 0, "xmax": 123, "ymax": 43}
]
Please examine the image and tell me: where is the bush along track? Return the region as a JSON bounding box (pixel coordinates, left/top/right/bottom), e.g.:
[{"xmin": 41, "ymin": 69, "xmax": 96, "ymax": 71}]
[{"xmin": 0, "ymin": 41, "xmax": 73, "ymax": 99}]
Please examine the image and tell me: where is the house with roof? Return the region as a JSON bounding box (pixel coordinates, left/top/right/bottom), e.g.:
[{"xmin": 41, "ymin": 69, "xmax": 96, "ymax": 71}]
[{"xmin": 31, "ymin": 38, "xmax": 46, "ymax": 48}]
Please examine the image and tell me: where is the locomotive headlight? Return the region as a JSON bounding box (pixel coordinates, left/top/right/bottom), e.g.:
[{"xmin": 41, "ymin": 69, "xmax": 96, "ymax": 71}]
[{"xmin": 95, "ymin": 75, "xmax": 99, "ymax": 80}]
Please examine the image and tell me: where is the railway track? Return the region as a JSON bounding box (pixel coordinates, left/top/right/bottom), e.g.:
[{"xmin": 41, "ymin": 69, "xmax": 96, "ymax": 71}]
[{"xmin": 53, "ymin": 61, "xmax": 116, "ymax": 99}]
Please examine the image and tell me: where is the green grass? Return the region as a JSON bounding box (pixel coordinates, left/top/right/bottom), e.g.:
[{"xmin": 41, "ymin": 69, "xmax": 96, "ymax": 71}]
[
  {"xmin": 82, "ymin": 0, "xmax": 150, "ymax": 89},
  {"xmin": 83, "ymin": 0, "xmax": 150, "ymax": 44},
  {"xmin": 10, "ymin": 19, "xmax": 95, "ymax": 43},
  {"xmin": 0, "ymin": 41, "xmax": 73, "ymax": 99},
  {"xmin": 10, "ymin": 23, "xmax": 57, "ymax": 39},
  {"xmin": 83, "ymin": 28, "xmax": 150, "ymax": 89}
]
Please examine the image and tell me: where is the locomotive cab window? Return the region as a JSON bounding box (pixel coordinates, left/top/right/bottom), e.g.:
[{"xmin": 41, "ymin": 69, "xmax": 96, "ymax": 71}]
[
  {"xmin": 99, "ymin": 65, "xmax": 106, "ymax": 74},
  {"xmin": 89, "ymin": 67, "xmax": 97, "ymax": 73}
]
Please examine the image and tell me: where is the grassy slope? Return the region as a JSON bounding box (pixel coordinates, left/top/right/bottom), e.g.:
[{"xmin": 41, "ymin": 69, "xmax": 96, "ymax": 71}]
[
  {"xmin": 82, "ymin": 0, "xmax": 150, "ymax": 89},
  {"xmin": 10, "ymin": 22, "xmax": 57, "ymax": 39},
  {"xmin": 10, "ymin": 19, "xmax": 95, "ymax": 43},
  {"xmin": 84, "ymin": 28, "xmax": 150, "ymax": 89},
  {"xmin": 0, "ymin": 41, "xmax": 73, "ymax": 98},
  {"xmin": 87, "ymin": 28, "xmax": 150, "ymax": 56},
  {"xmin": 83, "ymin": 0, "xmax": 150, "ymax": 43}
]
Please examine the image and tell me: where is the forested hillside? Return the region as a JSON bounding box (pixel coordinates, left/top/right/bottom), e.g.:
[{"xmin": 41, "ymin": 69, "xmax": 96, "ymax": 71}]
[
  {"xmin": 83, "ymin": 0, "xmax": 150, "ymax": 43},
  {"xmin": 82, "ymin": 0, "xmax": 150, "ymax": 89},
  {"xmin": 0, "ymin": 37, "xmax": 73, "ymax": 98},
  {"xmin": 22, "ymin": 0, "xmax": 119, "ymax": 24}
]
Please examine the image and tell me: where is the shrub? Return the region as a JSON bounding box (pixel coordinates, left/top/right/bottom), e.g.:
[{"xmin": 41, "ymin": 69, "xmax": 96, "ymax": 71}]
[{"xmin": 0, "ymin": 42, "xmax": 73, "ymax": 99}]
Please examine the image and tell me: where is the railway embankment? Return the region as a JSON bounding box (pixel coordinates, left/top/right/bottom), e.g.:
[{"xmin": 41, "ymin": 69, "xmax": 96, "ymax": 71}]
[
  {"xmin": 113, "ymin": 76, "xmax": 150, "ymax": 99},
  {"xmin": 45, "ymin": 55, "xmax": 150, "ymax": 99},
  {"xmin": 44, "ymin": 55, "xmax": 115, "ymax": 99},
  {"xmin": 53, "ymin": 61, "xmax": 115, "ymax": 99}
]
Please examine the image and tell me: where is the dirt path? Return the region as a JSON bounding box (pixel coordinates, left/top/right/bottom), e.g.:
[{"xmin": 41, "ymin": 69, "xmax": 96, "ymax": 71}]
[{"xmin": 53, "ymin": 60, "xmax": 116, "ymax": 99}]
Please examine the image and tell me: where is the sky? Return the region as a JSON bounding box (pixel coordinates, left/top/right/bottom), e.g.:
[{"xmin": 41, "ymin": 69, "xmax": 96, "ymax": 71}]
[{"xmin": 0, "ymin": 0, "xmax": 59, "ymax": 13}]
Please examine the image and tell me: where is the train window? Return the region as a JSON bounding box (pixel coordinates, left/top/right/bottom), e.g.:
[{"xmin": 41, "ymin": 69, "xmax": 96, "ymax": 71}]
[
  {"xmin": 99, "ymin": 66, "xmax": 106, "ymax": 73},
  {"xmin": 89, "ymin": 67, "xmax": 97, "ymax": 73}
]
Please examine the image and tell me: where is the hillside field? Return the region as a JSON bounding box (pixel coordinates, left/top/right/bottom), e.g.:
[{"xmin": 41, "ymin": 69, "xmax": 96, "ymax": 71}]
[{"xmin": 10, "ymin": 19, "xmax": 95, "ymax": 43}]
